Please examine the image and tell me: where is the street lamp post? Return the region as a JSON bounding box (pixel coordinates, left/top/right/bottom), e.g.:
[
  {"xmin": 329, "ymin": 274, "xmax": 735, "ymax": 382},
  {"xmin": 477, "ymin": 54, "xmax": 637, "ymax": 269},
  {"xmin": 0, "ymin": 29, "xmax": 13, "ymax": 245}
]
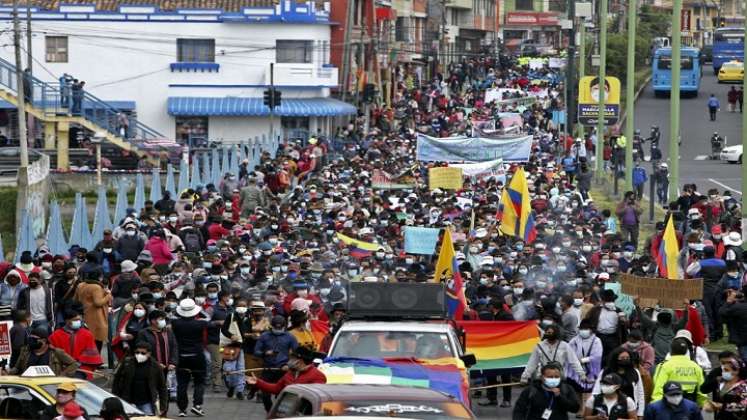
[
  {"xmin": 92, "ymin": 132, "xmax": 105, "ymax": 186},
  {"xmin": 624, "ymin": 0, "xmax": 636, "ymax": 191},
  {"xmin": 595, "ymin": 0, "xmax": 608, "ymax": 179},
  {"xmin": 668, "ymin": 0, "xmax": 682, "ymax": 203}
]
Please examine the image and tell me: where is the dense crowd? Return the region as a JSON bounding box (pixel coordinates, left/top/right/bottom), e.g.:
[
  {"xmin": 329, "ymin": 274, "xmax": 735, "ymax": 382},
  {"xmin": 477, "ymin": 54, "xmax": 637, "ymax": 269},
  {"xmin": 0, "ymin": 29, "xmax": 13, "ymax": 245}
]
[{"xmin": 0, "ymin": 54, "xmax": 745, "ymax": 420}]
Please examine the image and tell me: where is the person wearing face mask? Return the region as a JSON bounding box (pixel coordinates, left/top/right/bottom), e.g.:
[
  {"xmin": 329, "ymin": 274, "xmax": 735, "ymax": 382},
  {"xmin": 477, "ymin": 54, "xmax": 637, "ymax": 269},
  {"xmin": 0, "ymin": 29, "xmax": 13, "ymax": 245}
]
[
  {"xmin": 0, "ymin": 269, "xmax": 27, "ymax": 320},
  {"xmin": 651, "ymin": 339, "xmax": 707, "ymax": 407},
  {"xmin": 615, "ymin": 191, "xmax": 641, "ymax": 248},
  {"xmin": 566, "ymin": 319, "xmax": 603, "ymax": 417},
  {"xmin": 643, "ymin": 381, "xmax": 703, "ymax": 420},
  {"xmin": 16, "ymin": 271, "xmax": 53, "ymax": 333},
  {"xmin": 520, "ymin": 324, "xmax": 588, "ymax": 385},
  {"xmin": 593, "ymin": 348, "xmax": 646, "ymax": 418},
  {"xmin": 254, "ymin": 315, "xmax": 299, "ymax": 411},
  {"xmin": 8, "ymin": 326, "xmax": 77, "ymax": 376},
  {"xmin": 246, "ymin": 345, "xmax": 325, "ymax": 400},
  {"xmin": 558, "ymin": 296, "xmax": 579, "ymax": 341},
  {"xmin": 49, "ymin": 309, "xmax": 103, "ymax": 379},
  {"xmin": 205, "ymin": 290, "xmax": 231, "ymax": 393},
  {"xmin": 513, "ymin": 362, "xmax": 580, "ymax": 420},
  {"xmin": 512, "ymin": 287, "xmax": 539, "ymax": 321},
  {"xmin": 116, "ymin": 223, "xmax": 145, "ymax": 262},
  {"xmin": 282, "ymin": 281, "xmax": 321, "ymax": 315},
  {"xmin": 38, "ymin": 382, "xmax": 90, "ymax": 420},
  {"xmin": 73, "ymin": 271, "xmax": 112, "ymax": 353},
  {"xmin": 110, "ymin": 260, "xmax": 141, "ymax": 309},
  {"xmin": 171, "ymin": 298, "xmax": 210, "ymax": 417},
  {"xmin": 137, "ymin": 310, "xmax": 177, "ymax": 401},
  {"xmin": 586, "ymin": 289, "xmax": 627, "ymax": 362},
  {"xmin": 111, "ymin": 302, "xmax": 149, "ymax": 359},
  {"xmin": 701, "ymin": 357, "xmax": 747, "ymax": 419},
  {"xmin": 620, "ymin": 329, "xmax": 655, "ymax": 373},
  {"xmin": 220, "ymin": 298, "xmax": 252, "ymax": 400},
  {"xmin": 584, "ymin": 373, "xmax": 638, "ymax": 420},
  {"xmin": 111, "ymin": 341, "xmax": 168, "ymax": 416},
  {"xmin": 685, "ymin": 245, "xmax": 726, "ymax": 342}
]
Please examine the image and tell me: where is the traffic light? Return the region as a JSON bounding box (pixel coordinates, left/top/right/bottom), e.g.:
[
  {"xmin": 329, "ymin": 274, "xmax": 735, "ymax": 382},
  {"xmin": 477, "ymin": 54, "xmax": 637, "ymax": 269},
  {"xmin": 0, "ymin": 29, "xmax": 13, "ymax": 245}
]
[
  {"xmin": 263, "ymin": 89, "xmax": 273, "ymax": 108},
  {"xmin": 363, "ymin": 83, "xmax": 376, "ymax": 103},
  {"xmin": 273, "ymin": 90, "xmax": 282, "ymax": 108}
]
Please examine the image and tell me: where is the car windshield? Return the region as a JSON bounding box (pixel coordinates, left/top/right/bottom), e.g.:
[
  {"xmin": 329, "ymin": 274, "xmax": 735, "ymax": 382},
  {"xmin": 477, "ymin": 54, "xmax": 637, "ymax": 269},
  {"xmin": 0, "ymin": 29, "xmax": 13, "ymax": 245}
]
[
  {"xmin": 41, "ymin": 383, "xmax": 144, "ymax": 418},
  {"xmin": 321, "ymin": 400, "xmax": 473, "ymax": 419},
  {"xmin": 657, "ymin": 56, "xmax": 694, "ymax": 70},
  {"xmin": 330, "ymin": 331, "xmax": 453, "ymax": 359}
]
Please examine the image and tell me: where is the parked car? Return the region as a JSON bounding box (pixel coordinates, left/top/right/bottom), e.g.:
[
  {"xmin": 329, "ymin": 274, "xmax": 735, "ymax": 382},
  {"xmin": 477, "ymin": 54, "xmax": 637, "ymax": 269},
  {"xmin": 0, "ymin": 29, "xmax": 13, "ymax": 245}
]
[{"xmin": 720, "ymin": 144, "xmax": 742, "ymax": 163}]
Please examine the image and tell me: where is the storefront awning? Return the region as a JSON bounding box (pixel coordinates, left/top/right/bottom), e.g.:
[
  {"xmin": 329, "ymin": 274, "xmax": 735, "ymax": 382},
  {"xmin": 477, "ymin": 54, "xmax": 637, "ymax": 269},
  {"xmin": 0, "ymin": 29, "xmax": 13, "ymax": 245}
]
[{"xmin": 167, "ymin": 97, "xmax": 357, "ymax": 117}]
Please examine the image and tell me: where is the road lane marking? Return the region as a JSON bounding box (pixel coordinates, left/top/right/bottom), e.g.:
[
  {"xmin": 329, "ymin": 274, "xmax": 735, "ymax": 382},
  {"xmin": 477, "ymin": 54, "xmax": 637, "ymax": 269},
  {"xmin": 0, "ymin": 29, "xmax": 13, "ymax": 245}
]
[
  {"xmin": 694, "ymin": 155, "xmax": 709, "ymax": 160},
  {"xmin": 708, "ymin": 178, "xmax": 742, "ymax": 195}
]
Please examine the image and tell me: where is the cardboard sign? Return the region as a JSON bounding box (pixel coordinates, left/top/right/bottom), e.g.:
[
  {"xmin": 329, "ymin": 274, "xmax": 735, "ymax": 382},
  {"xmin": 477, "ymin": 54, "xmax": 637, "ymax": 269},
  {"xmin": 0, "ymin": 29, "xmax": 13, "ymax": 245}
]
[
  {"xmin": 619, "ymin": 273, "xmax": 703, "ymax": 309},
  {"xmin": 428, "ymin": 167, "xmax": 463, "ymax": 190},
  {"xmin": 0, "ymin": 320, "xmax": 11, "ymax": 361}
]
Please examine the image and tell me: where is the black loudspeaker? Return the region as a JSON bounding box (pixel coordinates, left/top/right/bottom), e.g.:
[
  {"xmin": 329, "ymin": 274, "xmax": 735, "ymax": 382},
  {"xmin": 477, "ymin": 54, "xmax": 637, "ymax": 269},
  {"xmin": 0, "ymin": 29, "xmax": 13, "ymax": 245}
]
[{"xmin": 347, "ymin": 282, "xmax": 446, "ymax": 319}]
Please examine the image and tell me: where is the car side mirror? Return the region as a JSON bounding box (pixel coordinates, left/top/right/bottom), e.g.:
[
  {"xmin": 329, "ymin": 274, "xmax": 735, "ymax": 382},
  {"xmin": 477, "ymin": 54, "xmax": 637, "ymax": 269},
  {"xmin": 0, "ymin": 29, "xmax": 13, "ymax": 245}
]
[{"xmin": 460, "ymin": 353, "xmax": 477, "ymax": 368}]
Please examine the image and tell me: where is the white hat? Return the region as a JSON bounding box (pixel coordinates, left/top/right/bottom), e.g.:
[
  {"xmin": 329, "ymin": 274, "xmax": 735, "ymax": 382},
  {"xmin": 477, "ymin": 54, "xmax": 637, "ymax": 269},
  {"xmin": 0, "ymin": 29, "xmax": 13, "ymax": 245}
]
[
  {"xmin": 674, "ymin": 329, "xmax": 693, "ymax": 344},
  {"xmin": 176, "ymin": 298, "xmax": 202, "ymax": 317},
  {"xmin": 724, "ymin": 231, "xmax": 743, "ymax": 247},
  {"xmin": 291, "ymin": 297, "xmax": 311, "ymax": 312},
  {"xmin": 474, "ymin": 228, "xmax": 488, "ymax": 239},
  {"xmin": 250, "ymin": 300, "xmax": 266, "ymax": 309},
  {"xmin": 121, "ymin": 260, "xmax": 137, "ymax": 273}
]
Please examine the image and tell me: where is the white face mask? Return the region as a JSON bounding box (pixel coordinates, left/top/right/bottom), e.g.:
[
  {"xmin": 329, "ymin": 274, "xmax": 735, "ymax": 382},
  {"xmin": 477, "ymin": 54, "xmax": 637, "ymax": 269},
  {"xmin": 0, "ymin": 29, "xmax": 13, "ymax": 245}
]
[
  {"xmin": 133, "ymin": 309, "xmax": 146, "ymax": 318},
  {"xmin": 573, "ymin": 298, "xmax": 584, "ymax": 306},
  {"xmin": 600, "ymin": 385, "xmax": 618, "ymax": 395},
  {"xmin": 665, "ymin": 395, "xmax": 683, "ymax": 405},
  {"xmin": 513, "ymin": 287, "xmax": 524, "ymax": 295},
  {"xmin": 235, "ymin": 307, "xmax": 248, "ymax": 315},
  {"xmin": 578, "ymin": 329, "xmax": 592, "ymax": 339},
  {"xmin": 135, "ymin": 353, "xmax": 148, "ymax": 363},
  {"xmin": 722, "ymin": 369, "xmax": 734, "ymax": 381},
  {"xmin": 157, "ymin": 319, "xmax": 166, "ymax": 329}
]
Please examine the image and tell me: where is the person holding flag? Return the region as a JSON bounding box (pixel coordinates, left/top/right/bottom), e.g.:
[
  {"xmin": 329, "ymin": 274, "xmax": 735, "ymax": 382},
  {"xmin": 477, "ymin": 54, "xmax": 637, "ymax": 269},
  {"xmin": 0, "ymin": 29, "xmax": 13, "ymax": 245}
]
[
  {"xmin": 433, "ymin": 228, "xmax": 467, "ymax": 320},
  {"xmin": 657, "ymin": 216, "xmax": 682, "ymax": 279}
]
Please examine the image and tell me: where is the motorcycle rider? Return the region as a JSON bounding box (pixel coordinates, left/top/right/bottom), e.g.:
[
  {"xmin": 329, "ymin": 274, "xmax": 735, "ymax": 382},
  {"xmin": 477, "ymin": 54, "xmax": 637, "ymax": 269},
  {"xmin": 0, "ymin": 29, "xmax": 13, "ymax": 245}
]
[{"xmin": 711, "ymin": 131, "xmax": 724, "ymax": 159}]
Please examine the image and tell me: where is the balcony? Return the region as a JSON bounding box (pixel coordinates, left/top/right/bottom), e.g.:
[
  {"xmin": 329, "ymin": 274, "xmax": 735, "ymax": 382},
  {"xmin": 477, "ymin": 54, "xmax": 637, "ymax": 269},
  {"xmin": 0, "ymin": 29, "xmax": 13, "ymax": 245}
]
[{"xmin": 267, "ymin": 63, "xmax": 339, "ymax": 87}]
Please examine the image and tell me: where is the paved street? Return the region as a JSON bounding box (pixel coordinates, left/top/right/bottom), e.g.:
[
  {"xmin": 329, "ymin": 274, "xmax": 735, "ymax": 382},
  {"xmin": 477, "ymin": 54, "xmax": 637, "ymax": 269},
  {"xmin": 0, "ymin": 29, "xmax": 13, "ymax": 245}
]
[{"xmin": 634, "ymin": 71, "xmax": 743, "ymax": 195}]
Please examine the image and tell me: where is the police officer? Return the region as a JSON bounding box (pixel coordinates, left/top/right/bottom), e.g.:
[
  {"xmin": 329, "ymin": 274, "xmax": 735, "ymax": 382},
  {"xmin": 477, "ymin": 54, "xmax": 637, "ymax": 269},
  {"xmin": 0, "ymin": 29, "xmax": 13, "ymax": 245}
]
[{"xmin": 651, "ymin": 338, "xmax": 707, "ymax": 407}]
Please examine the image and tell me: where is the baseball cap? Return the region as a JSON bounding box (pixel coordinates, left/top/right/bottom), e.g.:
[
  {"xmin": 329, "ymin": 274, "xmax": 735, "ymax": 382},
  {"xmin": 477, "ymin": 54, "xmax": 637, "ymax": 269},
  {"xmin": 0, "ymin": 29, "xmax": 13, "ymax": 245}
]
[{"xmin": 663, "ymin": 381, "xmax": 683, "ymax": 396}]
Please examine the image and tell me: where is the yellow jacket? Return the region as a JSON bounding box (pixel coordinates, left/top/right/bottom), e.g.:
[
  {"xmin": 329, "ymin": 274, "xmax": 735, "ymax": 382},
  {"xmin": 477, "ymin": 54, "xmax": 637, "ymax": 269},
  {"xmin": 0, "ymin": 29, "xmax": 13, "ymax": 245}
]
[
  {"xmin": 290, "ymin": 327, "xmax": 318, "ymax": 351},
  {"xmin": 651, "ymin": 355, "xmax": 706, "ymax": 407}
]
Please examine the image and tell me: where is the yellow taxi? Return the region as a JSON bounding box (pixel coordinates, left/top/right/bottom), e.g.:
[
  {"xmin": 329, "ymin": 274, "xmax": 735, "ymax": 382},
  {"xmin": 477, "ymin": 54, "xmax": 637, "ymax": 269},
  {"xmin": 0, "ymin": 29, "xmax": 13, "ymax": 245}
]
[
  {"xmin": 0, "ymin": 366, "xmax": 160, "ymax": 419},
  {"xmin": 718, "ymin": 61, "xmax": 744, "ymax": 82}
]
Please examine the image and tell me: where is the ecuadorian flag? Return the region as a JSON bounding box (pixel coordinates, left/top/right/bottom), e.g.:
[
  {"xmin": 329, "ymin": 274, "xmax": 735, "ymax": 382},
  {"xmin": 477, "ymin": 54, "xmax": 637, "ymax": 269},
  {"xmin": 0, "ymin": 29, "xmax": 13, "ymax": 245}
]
[
  {"xmin": 657, "ymin": 216, "xmax": 681, "ymax": 279},
  {"xmin": 433, "ymin": 228, "xmax": 467, "ymax": 320},
  {"xmin": 498, "ymin": 168, "xmax": 537, "ymax": 243}
]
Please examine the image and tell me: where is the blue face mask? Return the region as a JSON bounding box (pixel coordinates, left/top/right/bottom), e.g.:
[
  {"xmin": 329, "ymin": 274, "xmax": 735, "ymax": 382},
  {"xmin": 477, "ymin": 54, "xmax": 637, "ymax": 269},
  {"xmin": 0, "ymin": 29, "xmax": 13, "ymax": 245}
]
[
  {"xmin": 288, "ymin": 272, "xmax": 298, "ymax": 280},
  {"xmin": 543, "ymin": 377, "xmax": 561, "ymax": 388}
]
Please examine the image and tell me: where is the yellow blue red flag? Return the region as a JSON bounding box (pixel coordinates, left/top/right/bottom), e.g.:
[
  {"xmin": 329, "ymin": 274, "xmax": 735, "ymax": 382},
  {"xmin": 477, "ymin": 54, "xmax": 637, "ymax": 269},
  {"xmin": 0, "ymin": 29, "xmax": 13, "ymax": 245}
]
[
  {"xmin": 657, "ymin": 216, "xmax": 680, "ymax": 279},
  {"xmin": 433, "ymin": 228, "xmax": 467, "ymax": 319},
  {"xmin": 498, "ymin": 168, "xmax": 537, "ymax": 243}
]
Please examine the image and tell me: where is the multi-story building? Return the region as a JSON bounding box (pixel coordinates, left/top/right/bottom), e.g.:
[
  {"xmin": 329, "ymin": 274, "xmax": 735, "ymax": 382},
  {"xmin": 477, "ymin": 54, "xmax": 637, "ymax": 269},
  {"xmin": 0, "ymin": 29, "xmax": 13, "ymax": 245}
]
[{"xmin": 0, "ymin": 0, "xmax": 354, "ymax": 148}]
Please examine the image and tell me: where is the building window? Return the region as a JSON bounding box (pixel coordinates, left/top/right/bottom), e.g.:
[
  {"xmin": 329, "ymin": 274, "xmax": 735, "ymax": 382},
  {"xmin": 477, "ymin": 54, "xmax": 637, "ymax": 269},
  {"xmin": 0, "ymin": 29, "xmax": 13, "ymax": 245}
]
[
  {"xmin": 395, "ymin": 17, "xmax": 411, "ymax": 42},
  {"xmin": 177, "ymin": 39, "xmax": 215, "ymax": 62},
  {"xmin": 175, "ymin": 116, "xmax": 208, "ymax": 144},
  {"xmin": 516, "ymin": 0, "xmax": 533, "ymax": 10},
  {"xmin": 45, "ymin": 36, "xmax": 68, "ymax": 63},
  {"xmin": 276, "ymin": 40, "xmax": 314, "ymax": 63}
]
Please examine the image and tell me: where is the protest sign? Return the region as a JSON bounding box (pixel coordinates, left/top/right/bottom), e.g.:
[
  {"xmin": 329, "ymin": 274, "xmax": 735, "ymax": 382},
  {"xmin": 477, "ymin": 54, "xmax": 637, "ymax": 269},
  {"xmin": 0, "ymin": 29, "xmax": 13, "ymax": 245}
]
[
  {"xmin": 417, "ymin": 134, "xmax": 532, "ymax": 162},
  {"xmin": 404, "ymin": 227, "xmax": 441, "ymax": 255},
  {"xmin": 577, "ymin": 75, "xmax": 621, "ymax": 126},
  {"xmin": 619, "ymin": 273, "xmax": 703, "ymax": 309},
  {"xmin": 0, "ymin": 320, "xmax": 11, "ymax": 361},
  {"xmin": 372, "ymin": 169, "xmax": 415, "ymax": 190},
  {"xmin": 429, "ymin": 167, "xmax": 463, "ymax": 190},
  {"xmin": 449, "ymin": 159, "xmax": 504, "ymax": 177}
]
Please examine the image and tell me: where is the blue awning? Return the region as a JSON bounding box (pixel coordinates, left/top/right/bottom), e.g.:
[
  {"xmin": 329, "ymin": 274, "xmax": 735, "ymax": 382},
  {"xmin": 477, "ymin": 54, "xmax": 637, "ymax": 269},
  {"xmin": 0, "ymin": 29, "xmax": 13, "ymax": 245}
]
[
  {"xmin": 167, "ymin": 97, "xmax": 357, "ymax": 117},
  {"xmin": 0, "ymin": 99, "xmax": 136, "ymax": 110}
]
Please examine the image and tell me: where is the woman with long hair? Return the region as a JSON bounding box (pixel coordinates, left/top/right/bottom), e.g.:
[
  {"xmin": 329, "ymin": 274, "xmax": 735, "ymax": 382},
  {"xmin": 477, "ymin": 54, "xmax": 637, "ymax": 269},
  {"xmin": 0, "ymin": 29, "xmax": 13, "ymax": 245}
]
[
  {"xmin": 707, "ymin": 357, "xmax": 747, "ymax": 420},
  {"xmin": 592, "ymin": 347, "xmax": 645, "ymax": 418},
  {"xmin": 99, "ymin": 397, "xmax": 130, "ymax": 420}
]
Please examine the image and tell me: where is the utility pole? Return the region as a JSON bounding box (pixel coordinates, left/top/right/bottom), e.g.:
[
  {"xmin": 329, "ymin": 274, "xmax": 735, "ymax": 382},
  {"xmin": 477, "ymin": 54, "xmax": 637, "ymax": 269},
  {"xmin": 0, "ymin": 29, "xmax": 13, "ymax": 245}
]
[
  {"xmin": 25, "ymin": 0, "xmax": 31, "ymax": 75},
  {"xmin": 566, "ymin": 0, "xmax": 577, "ymax": 138},
  {"xmin": 340, "ymin": 0, "xmax": 355, "ymax": 103},
  {"xmin": 441, "ymin": 0, "xmax": 447, "ymax": 73},
  {"xmin": 13, "ymin": 0, "xmax": 28, "ymax": 169},
  {"xmin": 669, "ymin": 0, "xmax": 682, "ymax": 202},
  {"xmin": 595, "ymin": 0, "xmax": 608, "ymax": 178},
  {"xmin": 742, "ymin": 11, "xmax": 747, "ymax": 247},
  {"xmin": 577, "ymin": 19, "xmax": 586, "ymax": 138},
  {"xmin": 269, "ymin": 62, "xmax": 275, "ymax": 146},
  {"xmin": 624, "ymin": 0, "xmax": 636, "ymax": 191}
]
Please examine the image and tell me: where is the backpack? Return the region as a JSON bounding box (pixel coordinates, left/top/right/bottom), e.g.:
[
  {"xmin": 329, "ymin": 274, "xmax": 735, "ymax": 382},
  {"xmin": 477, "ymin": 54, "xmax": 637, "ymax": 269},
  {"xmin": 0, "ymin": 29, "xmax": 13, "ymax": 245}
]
[{"xmin": 183, "ymin": 230, "xmax": 201, "ymax": 253}]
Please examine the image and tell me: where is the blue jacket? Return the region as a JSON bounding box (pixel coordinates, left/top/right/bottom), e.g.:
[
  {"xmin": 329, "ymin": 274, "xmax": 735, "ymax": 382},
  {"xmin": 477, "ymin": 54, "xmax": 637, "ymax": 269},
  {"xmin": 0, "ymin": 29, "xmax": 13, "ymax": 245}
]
[
  {"xmin": 562, "ymin": 156, "xmax": 577, "ymax": 173},
  {"xmin": 632, "ymin": 167, "xmax": 648, "ymax": 186},
  {"xmin": 708, "ymin": 97, "xmax": 720, "ymax": 108},
  {"xmin": 254, "ymin": 330, "xmax": 298, "ymax": 368},
  {"xmin": 643, "ymin": 398, "xmax": 702, "ymax": 420}
]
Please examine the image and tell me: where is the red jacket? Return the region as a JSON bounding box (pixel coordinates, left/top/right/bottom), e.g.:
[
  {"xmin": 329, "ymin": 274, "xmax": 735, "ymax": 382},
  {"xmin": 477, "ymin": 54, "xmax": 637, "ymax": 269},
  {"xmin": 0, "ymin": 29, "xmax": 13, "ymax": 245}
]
[
  {"xmin": 254, "ymin": 365, "xmax": 327, "ymax": 395},
  {"xmin": 144, "ymin": 237, "xmax": 174, "ymax": 266},
  {"xmin": 207, "ymin": 223, "xmax": 230, "ymax": 241}
]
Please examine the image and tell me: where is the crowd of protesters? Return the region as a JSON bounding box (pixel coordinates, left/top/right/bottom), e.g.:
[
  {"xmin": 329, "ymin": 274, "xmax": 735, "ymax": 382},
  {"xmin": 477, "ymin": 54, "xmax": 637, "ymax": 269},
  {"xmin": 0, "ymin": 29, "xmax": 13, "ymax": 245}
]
[{"xmin": 0, "ymin": 54, "xmax": 744, "ymax": 420}]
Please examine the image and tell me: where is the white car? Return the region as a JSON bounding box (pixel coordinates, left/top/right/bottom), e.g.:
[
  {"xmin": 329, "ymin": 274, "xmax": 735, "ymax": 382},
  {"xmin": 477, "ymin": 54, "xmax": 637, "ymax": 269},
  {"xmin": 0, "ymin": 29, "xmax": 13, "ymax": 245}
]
[{"xmin": 720, "ymin": 145, "xmax": 743, "ymax": 163}]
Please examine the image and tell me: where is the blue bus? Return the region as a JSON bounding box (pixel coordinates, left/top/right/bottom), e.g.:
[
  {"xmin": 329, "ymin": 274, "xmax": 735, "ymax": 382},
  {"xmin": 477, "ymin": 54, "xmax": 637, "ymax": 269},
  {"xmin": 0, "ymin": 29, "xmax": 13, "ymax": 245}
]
[
  {"xmin": 652, "ymin": 47, "xmax": 702, "ymax": 97},
  {"xmin": 713, "ymin": 27, "xmax": 744, "ymax": 74}
]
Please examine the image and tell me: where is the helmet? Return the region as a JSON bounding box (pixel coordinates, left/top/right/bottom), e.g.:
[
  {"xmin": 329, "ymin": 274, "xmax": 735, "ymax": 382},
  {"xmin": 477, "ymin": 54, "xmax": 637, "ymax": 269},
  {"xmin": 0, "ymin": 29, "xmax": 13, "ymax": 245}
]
[
  {"xmin": 660, "ymin": 162, "xmax": 668, "ymax": 168},
  {"xmin": 652, "ymin": 125, "xmax": 659, "ymax": 130},
  {"xmin": 714, "ymin": 131, "xmax": 719, "ymax": 135}
]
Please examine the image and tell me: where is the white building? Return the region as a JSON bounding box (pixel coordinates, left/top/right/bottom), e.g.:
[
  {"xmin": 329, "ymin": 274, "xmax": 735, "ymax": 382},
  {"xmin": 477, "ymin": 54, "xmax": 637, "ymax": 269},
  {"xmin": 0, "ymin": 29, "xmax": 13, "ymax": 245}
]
[{"xmin": 0, "ymin": 0, "xmax": 355, "ymax": 145}]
